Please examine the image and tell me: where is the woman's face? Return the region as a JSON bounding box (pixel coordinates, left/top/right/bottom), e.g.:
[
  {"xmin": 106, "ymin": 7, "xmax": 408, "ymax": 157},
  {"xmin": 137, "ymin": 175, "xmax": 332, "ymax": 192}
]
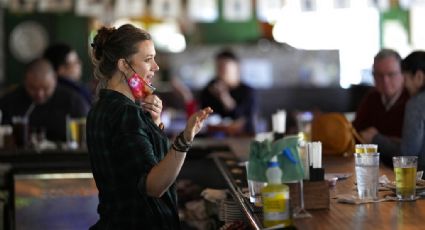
[
  {"xmin": 404, "ymin": 71, "xmax": 424, "ymax": 96},
  {"xmin": 127, "ymin": 40, "xmax": 159, "ymax": 85}
]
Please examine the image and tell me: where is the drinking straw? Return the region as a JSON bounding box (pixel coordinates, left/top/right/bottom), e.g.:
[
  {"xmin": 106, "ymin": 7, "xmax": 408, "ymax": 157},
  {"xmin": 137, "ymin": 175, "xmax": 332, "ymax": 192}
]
[{"xmin": 24, "ymin": 103, "xmax": 35, "ymax": 119}]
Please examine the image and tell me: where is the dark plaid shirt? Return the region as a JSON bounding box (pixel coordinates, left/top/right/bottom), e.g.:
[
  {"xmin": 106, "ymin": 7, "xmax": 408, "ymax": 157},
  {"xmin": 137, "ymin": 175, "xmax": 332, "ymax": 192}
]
[{"xmin": 87, "ymin": 89, "xmax": 181, "ymax": 230}]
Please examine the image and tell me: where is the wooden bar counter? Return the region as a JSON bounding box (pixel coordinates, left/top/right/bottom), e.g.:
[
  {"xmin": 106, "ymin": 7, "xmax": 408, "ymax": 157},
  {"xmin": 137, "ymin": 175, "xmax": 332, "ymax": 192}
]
[
  {"xmin": 211, "ymin": 138, "xmax": 425, "ymax": 230},
  {"xmin": 1, "ymin": 138, "xmax": 425, "ymax": 230},
  {"xmin": 294, "ymin": 155, "xmax": 425, "ymax": 230}
]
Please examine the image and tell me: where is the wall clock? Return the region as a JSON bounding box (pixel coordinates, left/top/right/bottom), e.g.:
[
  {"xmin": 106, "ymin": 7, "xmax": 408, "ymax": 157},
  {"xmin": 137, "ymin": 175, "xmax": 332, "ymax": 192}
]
[{"xmin": 9, "ymin": 21, "xmax": 49, "ymax": 62}]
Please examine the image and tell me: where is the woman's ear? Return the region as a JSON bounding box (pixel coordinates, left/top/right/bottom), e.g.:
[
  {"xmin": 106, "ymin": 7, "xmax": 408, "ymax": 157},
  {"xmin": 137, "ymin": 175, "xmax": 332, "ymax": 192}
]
[
  {"xmin": 117, "ymin": 58, "xmax": 128, "ymax": 73},
  {"xmin": 416, "ymin": 70, "xmax": 425, "ymax": 87}
]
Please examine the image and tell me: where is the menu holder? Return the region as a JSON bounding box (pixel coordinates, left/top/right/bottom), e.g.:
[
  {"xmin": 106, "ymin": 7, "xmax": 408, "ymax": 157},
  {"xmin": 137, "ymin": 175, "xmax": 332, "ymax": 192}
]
[{"xmin": 288, "ymin": 180, "xmax": 330, "ymax": 210}]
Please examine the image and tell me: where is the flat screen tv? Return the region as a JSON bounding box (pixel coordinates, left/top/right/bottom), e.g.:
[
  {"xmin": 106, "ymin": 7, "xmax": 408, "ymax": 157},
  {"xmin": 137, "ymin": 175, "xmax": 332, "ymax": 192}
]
[{"xmin": 13, "ymin": 172, "xmax": 98, "ymax": 230}]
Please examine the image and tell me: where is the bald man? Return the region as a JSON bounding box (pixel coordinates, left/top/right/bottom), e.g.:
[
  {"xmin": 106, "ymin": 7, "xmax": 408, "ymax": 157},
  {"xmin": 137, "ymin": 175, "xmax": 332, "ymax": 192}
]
[{"xmin": 0, "ymin": 58, "xmax": 89, "ymax": 142}]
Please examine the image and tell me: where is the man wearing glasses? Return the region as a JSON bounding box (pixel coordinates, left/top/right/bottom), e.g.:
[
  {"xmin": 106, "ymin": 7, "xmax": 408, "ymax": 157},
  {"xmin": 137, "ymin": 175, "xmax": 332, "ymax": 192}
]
[{"xmin": 353, "ymin": 49, "xmax": 409, "ymax": 155}]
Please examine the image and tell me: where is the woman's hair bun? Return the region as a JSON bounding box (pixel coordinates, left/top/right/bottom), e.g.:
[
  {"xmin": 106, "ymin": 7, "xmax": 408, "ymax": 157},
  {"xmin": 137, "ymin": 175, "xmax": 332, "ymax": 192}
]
[{"xmin": 92, "ymin": 27, "xmax": 116, "ymax": 60}]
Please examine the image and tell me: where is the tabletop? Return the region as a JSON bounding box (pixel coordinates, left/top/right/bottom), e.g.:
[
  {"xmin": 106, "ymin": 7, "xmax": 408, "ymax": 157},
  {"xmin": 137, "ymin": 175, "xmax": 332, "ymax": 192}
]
[
  {"xmin": 211, "ymin": 138, "xmax": 425, "ymax": 230},
  {"xmin": 293, "ymin": 155, "xmax": 425, "ymax": 230},
  {"xmin": 2, "ymin": 138, "xmax": 425, "ymax": 230}
]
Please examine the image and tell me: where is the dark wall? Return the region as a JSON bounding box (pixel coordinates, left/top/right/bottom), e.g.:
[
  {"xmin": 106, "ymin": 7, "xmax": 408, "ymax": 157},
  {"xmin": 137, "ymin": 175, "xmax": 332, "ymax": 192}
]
[
  {"xmin": 258, "ymin": 87, "xmax": 351, "ymax": 116},
  {"xmin": 157, "ymin": 85, "xmax": 372, "ymax": 134},
  {"xmin": 257, "ymin": 86, "xmax": 371, "ymax": 129},
  {"xmin": 3, "ymin": 11, "xmax": 90, "ymax": 86},
  {"xmin": 159, "ymin": 85, "xmax": 372, "ymax": 119}
]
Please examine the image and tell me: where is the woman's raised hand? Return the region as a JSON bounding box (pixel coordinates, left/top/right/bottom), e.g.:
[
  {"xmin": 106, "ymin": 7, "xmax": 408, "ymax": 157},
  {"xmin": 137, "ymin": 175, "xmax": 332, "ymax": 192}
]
[{"xmin": 183, "ymin": 107, "xmax": 213, "ymax": 142}]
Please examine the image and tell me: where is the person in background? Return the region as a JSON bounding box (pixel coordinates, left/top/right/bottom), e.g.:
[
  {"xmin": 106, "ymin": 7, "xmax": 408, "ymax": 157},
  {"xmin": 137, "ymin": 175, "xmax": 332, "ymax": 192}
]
[
  {"xmin": 360, "ymin": 51, "xmax": 425, "ymax": 172},
  {"xmin": 397, "ymin": 51, "xmax": 425, "ymax": 171},
  {"xmin": 87, "ymin": 24, "xmax": 212, "ymax": 229},
  {"xmin": 200, "ymin": 49, "xmax": 257, "ymax": 136},
  {"xmin": 0, "ymin": 58, "xmax": 89, "ymax": 142},
  {"xmin": 353, "ymin": 49, "xmax": 409, "ymax": 146},
  {"xmin": 43, "ymin": 43, "xmax": 93, "ymax": 106}
]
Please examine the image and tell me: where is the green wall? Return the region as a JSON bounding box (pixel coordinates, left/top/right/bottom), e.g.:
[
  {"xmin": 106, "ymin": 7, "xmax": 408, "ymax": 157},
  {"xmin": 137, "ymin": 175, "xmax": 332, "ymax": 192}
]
[
  {"xmin": 193, "ymin": 0, "xmax": 261, "ymax": 44},
  {"xmin": 3, "ymin": 11, "xmax": 90, "ymax": 86}
]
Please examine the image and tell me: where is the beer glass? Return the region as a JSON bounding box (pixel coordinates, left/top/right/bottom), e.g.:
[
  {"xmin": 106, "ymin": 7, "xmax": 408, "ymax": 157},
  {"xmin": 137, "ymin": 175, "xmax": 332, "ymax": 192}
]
[
  {"xmin": 12, "ymin": 116, "xmax": 29, "ymax": 149},
  {"xmin": 393, "ymin": 156, "xmax": 418, "ymax": 201}
]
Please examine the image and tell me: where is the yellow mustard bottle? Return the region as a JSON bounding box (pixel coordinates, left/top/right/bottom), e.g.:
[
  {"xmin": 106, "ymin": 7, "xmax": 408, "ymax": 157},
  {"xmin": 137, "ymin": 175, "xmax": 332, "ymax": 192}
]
[{"xmin": 261, "ymin": 156, "xmax": 293, "ymax": 228}]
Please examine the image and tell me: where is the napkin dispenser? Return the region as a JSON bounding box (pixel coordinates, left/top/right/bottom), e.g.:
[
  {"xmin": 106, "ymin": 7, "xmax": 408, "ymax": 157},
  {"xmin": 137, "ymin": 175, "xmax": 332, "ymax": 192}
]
[{"xmin": 288, "ymin": 180, "xmax": 330, "ymax": 210}]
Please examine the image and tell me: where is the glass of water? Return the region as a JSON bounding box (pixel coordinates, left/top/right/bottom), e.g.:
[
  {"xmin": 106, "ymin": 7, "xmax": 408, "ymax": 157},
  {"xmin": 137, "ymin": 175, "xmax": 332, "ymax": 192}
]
[{"xmin": 354, "ymin": 152, "xmax": 380, "ymax": 200}]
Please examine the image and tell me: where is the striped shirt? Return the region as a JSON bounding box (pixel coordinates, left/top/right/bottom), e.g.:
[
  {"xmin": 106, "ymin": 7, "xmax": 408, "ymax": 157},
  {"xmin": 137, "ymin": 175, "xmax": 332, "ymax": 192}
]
[{"xmin": 87, "ymin": 89, "xmax": 181, "ymax": 230}]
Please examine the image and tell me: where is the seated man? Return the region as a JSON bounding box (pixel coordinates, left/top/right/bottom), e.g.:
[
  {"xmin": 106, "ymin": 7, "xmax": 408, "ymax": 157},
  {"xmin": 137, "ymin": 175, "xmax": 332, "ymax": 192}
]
[
  {"xmin": 0, "ymin": 58, "xmax": 89, "ymax": 142},
  {"xmin": 43, "ymin": 43, "xmax": 92, "ymax": 106},
  {"xmin": 200, "ymin": 49, "xmax": 257, "ymax": 136},
  {"xmin": 353, "ymin": 49, "xmax": 409, "ymax": 156}
]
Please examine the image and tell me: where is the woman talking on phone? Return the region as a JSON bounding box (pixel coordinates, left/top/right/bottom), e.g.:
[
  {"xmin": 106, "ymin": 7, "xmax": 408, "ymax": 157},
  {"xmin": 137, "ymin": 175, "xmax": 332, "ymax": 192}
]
[{"xmin": 87, "ymin": 24, "xmax": 212, "ymax": 229}]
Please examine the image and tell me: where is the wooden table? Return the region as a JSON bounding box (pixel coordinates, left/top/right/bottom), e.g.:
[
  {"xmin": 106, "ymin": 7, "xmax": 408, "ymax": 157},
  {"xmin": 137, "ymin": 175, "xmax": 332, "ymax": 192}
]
[
  {"xmin": 213, "ymin": 138, "xmax": 425, "ymax": 230},
  {"xmin": 293, "ymin": 155, "xmax": 425, "ymax": 230},
  {"xmin": 3, "ymin": 139, "xmax": 424, "ymax": 230}
]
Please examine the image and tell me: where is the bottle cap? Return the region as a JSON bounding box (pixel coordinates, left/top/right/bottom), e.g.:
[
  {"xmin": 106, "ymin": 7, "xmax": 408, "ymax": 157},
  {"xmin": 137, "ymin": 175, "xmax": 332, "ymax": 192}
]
[
  {"xmin": 267, "ymin": 161, "xmax": 279, "ymax": 167},
  {"xmin": 267, "ymin": 156, "xmax": 279, "ymax": 167}
]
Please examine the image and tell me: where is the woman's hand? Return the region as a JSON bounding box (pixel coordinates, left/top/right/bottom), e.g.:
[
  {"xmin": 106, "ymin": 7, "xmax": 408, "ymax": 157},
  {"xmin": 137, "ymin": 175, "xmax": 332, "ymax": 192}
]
[
  {"xmin": 142, "ymin": 95, "xmax": 163, "ymax": 125},
  {"xmin": 183, "ymin": 107, "xmax": 213, "ymax": 142}
]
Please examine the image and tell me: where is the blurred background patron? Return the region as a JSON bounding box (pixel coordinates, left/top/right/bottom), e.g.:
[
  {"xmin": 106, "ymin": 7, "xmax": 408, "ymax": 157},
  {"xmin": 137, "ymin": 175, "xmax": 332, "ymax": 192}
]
[
  {"xmin": 353, "ymin": 49, "xmax": 409, "ymax": 145},
  {"xmin": 200, "ymin": 49, "xmax": 257, "ymax": 136},
  {"xmin": 400, "ymin": 51, "xmax": 425, "ymax": 171},
  {"xmin": 43, "ymin": 43, "xmax": 93, "ymax": 107},
  {"xmin": 374, "ymin": 51, "xmax": 425, "ymax": 170},
  {"xmin": 0, "ymin": 58, "xmax": 89, "ymax": 143}
]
